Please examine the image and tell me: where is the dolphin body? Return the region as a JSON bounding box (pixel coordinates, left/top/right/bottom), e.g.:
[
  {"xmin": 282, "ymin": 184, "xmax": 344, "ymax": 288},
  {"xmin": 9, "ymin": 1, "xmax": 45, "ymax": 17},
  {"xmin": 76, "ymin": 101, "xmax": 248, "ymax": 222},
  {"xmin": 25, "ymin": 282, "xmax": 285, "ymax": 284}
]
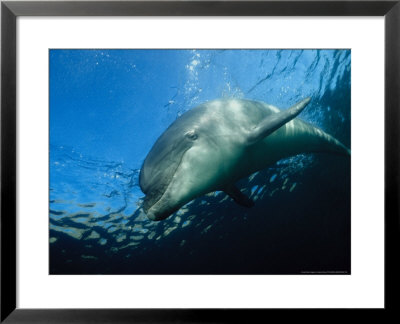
[{"xmin": 139, "ymin": 97, "xmax": 350, "ymax": 221}]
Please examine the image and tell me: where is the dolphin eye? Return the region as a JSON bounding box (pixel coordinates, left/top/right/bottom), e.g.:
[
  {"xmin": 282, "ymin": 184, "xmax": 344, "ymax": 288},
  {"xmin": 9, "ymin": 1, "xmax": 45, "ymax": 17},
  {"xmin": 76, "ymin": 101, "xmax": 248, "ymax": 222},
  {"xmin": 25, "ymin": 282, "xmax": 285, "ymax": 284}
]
[{"xmin": 185, "ymin": 130, "xmax": 198, "ymax": 140}]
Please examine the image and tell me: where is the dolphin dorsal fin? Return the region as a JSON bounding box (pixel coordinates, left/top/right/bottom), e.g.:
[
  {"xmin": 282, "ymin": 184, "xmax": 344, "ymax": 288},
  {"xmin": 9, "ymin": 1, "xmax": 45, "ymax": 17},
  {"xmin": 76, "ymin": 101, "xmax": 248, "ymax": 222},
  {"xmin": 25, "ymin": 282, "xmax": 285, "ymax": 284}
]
[{"xmin": 246, "ymin": 97, "xmax": 311, "ymax": 145}]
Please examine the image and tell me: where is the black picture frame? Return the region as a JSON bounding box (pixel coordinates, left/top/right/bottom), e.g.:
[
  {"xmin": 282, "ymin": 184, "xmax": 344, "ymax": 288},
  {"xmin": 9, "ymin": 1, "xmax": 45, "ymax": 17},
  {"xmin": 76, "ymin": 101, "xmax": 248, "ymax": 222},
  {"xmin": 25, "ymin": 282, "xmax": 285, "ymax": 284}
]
[{"xmin": 1, "ymin": 0, "xmax": 399, "ymax": 322}]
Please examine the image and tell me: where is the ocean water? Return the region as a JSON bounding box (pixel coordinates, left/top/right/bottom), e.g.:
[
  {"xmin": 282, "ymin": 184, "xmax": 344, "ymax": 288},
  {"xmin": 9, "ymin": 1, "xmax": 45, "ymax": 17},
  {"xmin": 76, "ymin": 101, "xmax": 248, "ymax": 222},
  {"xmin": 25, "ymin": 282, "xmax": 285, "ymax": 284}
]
[{"xmin": 49, "ymin": 49, "xmax": 351, "ymax": 274}]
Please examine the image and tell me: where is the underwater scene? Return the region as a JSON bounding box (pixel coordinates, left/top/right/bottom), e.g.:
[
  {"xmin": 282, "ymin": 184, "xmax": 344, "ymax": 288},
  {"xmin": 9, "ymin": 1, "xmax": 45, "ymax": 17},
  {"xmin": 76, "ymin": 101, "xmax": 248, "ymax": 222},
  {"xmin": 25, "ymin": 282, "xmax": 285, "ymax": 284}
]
[{"xmin": 50, "ymin": 49, "xmax": 351, "ymax": 274}]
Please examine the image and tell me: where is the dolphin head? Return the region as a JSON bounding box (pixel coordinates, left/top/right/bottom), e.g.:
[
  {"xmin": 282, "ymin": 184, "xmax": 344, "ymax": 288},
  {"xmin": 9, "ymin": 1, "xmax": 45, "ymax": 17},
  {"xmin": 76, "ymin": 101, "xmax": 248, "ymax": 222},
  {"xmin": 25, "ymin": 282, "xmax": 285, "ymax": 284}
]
[{"xmin": 139, "ymin": 105, "xmax": 226, "ymax": 221}]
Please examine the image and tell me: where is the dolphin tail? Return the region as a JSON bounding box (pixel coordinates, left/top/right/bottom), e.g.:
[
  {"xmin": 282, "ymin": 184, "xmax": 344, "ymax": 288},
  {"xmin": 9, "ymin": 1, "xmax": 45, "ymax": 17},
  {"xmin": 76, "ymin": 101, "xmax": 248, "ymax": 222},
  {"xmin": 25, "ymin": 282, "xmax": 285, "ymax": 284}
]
[
  {"xmin": 311, "ymin": 126, "xmax": 351, "ymax": 156},
  {"xmin": 325, "ymin": 136, "xmax": 351, "ymax": 156},
  {"xmin": 331, "ymin": 139, "xmax": 351, "ymax": 156}
]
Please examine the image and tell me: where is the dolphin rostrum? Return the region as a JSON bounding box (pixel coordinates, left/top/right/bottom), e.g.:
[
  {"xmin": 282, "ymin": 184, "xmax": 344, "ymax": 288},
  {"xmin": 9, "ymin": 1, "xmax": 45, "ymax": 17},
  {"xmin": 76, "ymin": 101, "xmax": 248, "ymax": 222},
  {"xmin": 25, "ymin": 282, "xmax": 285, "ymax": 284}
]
[{"xmin": 139, "ymin": 97, "xmax": 350, "ymax": 221}]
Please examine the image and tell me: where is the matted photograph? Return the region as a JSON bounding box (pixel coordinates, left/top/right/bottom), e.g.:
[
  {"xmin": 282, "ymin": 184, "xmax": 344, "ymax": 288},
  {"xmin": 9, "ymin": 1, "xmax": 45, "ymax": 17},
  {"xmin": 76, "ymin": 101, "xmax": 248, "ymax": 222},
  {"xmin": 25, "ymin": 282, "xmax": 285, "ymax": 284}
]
[{"xmin": 49, "ymin": 49, "xmax": 351, "ymax": 275}]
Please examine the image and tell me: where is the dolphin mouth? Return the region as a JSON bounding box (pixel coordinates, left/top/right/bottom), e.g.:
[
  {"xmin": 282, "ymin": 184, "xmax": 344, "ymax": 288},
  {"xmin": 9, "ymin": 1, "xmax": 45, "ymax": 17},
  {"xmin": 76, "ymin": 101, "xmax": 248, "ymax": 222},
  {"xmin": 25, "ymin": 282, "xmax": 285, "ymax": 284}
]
[
  {"xmin": 140, "ymin": 146, "xmax": 192, "ymax": 221},
  {"xmin": 141, "ymin": 167, "xmax": 186, "ymax": 221},
  {"xmin": 142, "ymin": 186, "xmax": 168, "ymax": 215},
  {"xmin": 140, "ymin": 161, "xmax": 179, "ymax": 217},
  {"xmin": 146, "ymin": 205, "xmax": 179, "ymax": 221},
  {"xmin": 141, "ymin": 171, "xmax": 179, "ymax": 221},
  {"xmin": 143, "ymin": 193, "xmax": 178, "ymax": 221}
]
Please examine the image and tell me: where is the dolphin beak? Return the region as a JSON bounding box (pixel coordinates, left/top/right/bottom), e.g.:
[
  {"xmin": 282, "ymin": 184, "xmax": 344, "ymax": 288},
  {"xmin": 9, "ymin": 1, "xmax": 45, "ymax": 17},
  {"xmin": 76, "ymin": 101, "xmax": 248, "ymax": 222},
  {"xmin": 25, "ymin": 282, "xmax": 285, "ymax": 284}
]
[
  {"xmin": 146, "ymin": 211, "xmax": 158, "ymax": 221},
  {"xmin": 145, "ymin": 205, "xmax": 176, "ymax": 221}
]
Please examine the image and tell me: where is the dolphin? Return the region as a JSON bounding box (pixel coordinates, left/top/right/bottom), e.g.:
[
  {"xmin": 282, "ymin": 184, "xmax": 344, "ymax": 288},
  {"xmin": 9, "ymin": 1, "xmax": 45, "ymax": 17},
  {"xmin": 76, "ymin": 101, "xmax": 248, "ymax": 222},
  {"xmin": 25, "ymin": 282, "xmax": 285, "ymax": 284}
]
[{"xmin": 139, "ymin": 97, "xmax": 350, "ymax": 221}]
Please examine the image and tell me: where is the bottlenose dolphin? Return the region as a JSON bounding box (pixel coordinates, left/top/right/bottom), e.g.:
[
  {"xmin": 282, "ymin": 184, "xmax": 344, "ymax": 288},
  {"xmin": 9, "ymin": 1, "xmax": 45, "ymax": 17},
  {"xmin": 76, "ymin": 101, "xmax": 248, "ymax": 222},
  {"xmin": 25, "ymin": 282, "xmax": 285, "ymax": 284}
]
[{"xmin": 139, "ymin": 97, "xmax": 350, "ymax": 221}]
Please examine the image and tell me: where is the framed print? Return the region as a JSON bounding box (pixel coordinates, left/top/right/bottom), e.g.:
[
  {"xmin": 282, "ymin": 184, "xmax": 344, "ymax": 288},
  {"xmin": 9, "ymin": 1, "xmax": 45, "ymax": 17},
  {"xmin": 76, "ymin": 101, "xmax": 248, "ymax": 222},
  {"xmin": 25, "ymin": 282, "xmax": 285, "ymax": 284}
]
[
  {"xmin": 1, "ymin": 0, "xmax": 399, "ymax": 322},
  {"xmin": 48, "ymin": 48, "xmax": 351, "ymax": 276}
]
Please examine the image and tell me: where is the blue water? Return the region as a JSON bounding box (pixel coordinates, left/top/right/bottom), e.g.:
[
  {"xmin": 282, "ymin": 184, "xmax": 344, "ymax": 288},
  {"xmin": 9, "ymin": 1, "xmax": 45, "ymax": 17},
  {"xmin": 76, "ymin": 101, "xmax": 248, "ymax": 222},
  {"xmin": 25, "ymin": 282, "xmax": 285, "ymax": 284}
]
[{"xmin": 49, "ymin": 49, "xmax": 350, "ymax": 274}]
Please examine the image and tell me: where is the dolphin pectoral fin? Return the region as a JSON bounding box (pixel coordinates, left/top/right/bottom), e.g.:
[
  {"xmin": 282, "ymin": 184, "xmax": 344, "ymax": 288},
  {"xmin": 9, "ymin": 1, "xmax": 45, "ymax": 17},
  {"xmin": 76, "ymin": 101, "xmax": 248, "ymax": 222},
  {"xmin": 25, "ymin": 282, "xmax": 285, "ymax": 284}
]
[
  {"xmin": 224, "ymin": 185, "xmax": 254, "ymax": 208},
  {"xmin": 246, "ymin": 97, "xmax": 311, "ymax": 145}
]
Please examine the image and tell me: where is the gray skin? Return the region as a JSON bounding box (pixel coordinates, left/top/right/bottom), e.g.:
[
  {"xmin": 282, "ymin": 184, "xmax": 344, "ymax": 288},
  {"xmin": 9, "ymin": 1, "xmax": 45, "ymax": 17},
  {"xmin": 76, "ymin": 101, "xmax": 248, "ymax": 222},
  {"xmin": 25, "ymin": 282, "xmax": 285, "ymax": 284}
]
[{"xmin": 139, "ymin": 97, "xmax": 350, "ymax": 221}]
